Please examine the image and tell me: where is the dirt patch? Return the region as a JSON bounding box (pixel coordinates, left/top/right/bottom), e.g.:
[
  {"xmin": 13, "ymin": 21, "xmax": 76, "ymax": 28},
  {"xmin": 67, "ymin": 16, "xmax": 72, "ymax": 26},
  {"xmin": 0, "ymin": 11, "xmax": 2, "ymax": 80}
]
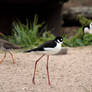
[{"xmin": 0, "ymin": 46, "xmax": 92, "ymax": 92}]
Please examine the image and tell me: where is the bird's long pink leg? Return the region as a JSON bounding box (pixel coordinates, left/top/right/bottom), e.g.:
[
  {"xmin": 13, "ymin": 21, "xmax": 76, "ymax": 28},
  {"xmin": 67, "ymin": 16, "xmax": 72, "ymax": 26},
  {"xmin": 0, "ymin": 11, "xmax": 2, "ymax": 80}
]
[
  {"xmin": 0, "ymin": 52, "xmax": 7, "ymax": 64},
  {"xmin": 9, "ymin": 51, "xmax": 15, "ymax": 64},
  {"xmin": 32, "ymin": 54, "xmax": 45, "ymax": 85},
  {"xmin": 46, "ymin": 55, "xmax": 51, "ymax": 85}
]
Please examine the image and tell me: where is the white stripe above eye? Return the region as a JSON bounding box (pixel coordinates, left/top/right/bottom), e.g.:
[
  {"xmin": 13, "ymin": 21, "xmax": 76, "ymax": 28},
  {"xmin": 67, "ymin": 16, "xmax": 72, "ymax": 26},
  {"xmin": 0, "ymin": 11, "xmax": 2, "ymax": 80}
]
[{"xmin": 57, "ymin": 40, "xmax": 61, "ymax": 43}]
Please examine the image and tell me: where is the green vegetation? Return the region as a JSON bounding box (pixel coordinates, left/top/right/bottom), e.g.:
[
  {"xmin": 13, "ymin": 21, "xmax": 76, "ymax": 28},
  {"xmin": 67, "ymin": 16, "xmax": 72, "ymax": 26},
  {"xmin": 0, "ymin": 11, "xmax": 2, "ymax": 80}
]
[
  {"xmin": 3, "ymin": 15, "xmax": 92, "ymax": 48},
  {"xmin": 63, "ymin": 16, "xmax": 92, "ymax": 47},
  {"xmin": 77, "ymin": 15, "xmax": 92, "ymax": 26},
  {"xmin": 7, "ymin": 15, "xmax": 55, "ymax": 49}
]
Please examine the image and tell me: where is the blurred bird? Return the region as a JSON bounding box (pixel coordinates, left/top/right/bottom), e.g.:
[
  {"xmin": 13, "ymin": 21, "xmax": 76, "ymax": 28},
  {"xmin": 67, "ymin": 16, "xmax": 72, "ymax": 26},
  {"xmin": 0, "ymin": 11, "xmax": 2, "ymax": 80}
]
[
  {"xmin": 83, "ymin": 22, "xmax": 92, "ymax": 34},
  {"xmin": 24, "ymin": 36, "xmax": 63, "ymax": 85},
  {"xmin": 0, "ymin": 33, "xmax": 22, "ymax": 64}
]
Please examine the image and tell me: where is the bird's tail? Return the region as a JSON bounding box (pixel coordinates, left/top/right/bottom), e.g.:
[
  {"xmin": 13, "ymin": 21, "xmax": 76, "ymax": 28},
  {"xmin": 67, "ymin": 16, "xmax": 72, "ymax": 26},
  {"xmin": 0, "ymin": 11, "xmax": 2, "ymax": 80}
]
[
  {"xmin": 24, "ymin": 48, "xmax": 38, "ymax": 53},
  {"xmin": 24, "ymin": 49, "xmax": 33, "ymax": 52}
]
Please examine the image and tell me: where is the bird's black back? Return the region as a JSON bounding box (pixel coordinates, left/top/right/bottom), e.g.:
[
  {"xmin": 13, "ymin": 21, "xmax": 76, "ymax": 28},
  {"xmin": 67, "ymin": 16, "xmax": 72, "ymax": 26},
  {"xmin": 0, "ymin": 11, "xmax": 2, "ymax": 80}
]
[
  {"xmin": 25, "ymin": 40, "xmax": 57, "ymax": 52},
  {"xmin": 38, "ymin": 40, "xmax": 56, "ymax": 48}
]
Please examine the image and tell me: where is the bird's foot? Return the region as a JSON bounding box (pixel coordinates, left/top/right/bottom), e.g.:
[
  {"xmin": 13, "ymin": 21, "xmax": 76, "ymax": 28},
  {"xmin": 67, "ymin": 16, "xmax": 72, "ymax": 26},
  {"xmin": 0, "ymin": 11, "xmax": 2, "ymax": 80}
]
[
  {"xmin": 0, "ymin": 61, "xmax": 2, "ymax": 64},
  {"xmin": 32, "ymin": 77, "xmax": 35, "ymax": 85},
  {"xmin": 48, "ymin": 81, "xmax": 51, "ymax": 86},
  {"xmin": 0, "ymin": 59, "xmax": 4, "ymax": 64},
  {"xmin": 13, "ymin": 62, "xmax": 15, "ymax": 64}
]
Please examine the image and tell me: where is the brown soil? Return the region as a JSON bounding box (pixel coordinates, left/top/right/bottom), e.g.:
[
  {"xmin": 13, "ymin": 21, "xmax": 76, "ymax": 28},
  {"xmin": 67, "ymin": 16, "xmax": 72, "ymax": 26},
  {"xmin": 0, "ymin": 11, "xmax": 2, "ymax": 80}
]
[{"xmin": 0, "ymin": 46, "xmax": 92, "ymax": 92}]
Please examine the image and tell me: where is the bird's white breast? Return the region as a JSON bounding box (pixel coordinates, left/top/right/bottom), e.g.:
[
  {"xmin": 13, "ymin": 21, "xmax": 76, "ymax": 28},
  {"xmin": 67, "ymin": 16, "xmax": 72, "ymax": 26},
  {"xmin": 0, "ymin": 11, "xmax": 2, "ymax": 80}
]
[{"xmin": 43, "ymin": 42, "xmax": 62, "ymax": 54}]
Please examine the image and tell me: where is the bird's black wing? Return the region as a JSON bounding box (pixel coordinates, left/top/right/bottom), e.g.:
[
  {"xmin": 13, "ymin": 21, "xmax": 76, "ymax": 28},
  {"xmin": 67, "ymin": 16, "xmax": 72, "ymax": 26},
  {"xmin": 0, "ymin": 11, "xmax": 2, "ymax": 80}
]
[
  {"xmin": 38, "ymin": 40, "xmax": 56, "ymax": 48},
  {"xmin": 24, "ymin": 40, "xmax": 57, "ymax": 52}
]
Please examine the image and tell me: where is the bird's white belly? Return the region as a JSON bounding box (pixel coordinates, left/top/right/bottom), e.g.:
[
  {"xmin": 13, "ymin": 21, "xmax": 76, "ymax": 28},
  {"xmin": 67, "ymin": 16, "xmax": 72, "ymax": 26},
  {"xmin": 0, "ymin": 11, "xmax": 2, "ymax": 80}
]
[
  {"xmin": 44, "ymin": 46, "xmax": 61, "ymax": 52},
  {"xmin": 43, "ymin": 43, "xmax": 62, "ymax": 54},
  {"xmin": 34, "ymin": 50, "xmax": 62, "ymax": 55}
]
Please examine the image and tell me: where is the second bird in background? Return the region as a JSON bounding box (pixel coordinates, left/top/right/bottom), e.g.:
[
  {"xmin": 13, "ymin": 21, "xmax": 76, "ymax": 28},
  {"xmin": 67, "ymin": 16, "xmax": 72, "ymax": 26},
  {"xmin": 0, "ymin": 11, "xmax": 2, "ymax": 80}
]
[
  {"xmin": 0, "ymin": 39, "xmax": 22, "ymax": 64},
  {"xmin": 83, "ymin": 22, "xmax": 92, "ymax": 34}
]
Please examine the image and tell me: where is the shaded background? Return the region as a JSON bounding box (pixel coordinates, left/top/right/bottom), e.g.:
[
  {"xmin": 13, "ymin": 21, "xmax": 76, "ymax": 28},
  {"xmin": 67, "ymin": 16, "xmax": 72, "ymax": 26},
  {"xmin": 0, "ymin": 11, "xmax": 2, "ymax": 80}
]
[{"xmin": 0, "ymin": 0, "xmax": 92, "ymax": 36}]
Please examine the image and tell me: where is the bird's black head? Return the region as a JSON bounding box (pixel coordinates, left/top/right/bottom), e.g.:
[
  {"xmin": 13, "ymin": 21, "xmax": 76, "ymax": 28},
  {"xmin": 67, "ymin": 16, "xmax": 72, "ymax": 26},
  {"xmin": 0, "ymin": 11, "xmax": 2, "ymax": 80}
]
[{"xmin": 54, "ymin": 36, "xmax": 63, "ymax": 43}]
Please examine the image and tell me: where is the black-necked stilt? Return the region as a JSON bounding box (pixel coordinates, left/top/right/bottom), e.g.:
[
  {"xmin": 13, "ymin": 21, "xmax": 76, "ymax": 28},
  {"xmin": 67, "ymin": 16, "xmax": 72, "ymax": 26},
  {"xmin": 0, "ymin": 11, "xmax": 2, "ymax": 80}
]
[
  {"xmin": 0, "ymin": 39, "xmax": 22, "ymax": 64},
  {"xmin": 83, "ymin": 22, "xmax": 92, "ymax": 34},
  {"xmin": 25, "ymin": 36, "xmax": 63, "ymax": 85}
]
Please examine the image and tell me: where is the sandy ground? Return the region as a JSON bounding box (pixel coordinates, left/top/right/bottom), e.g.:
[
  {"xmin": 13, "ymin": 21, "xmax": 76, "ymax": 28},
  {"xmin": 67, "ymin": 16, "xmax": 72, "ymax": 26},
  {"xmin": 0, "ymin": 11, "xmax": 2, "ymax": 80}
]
[{"xmin": 0, "ymin": 46, "xmax": 92, "ymax": 92}]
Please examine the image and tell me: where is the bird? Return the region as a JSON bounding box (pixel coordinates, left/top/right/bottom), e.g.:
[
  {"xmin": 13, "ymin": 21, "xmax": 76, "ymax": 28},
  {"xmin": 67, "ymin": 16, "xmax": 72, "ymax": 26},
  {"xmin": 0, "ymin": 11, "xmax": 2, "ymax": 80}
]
[
  {"xmin": 24, "ymin": 36, "xmax": 63, "ymax": 85},
  {"xmin": 83, "ymin": 22, "xmax": 92, "ymax": 34},
  {"xmin": 0, "ymin": 39, "xmax": 22, "ymax": 64}
]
